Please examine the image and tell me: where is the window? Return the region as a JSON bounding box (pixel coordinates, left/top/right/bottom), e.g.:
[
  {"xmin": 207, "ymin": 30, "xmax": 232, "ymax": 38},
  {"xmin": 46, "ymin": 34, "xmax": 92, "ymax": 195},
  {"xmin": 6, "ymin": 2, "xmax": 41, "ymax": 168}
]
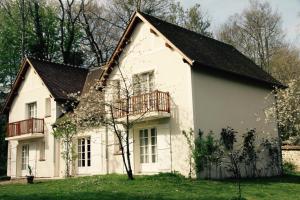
[
  {"xmin": 110, "ymin": 80, "xmax": 121, "ymax": 101},
  {"xmin": 139, "ymin": 128, "xmax": 157, "ymax": 164},
  {"xmin": 78, "ymin": 137, "xmax": 91, "ymax": 167},
  {"xmin": 39, "ymin": 141, "xmax": 45, "ymax": 161},
  {"xmin": 45, "ymin": 98, "xmax": 51, "ymax": 117},
  {"xmin": 133, "ymin": 71, "xmax": 154, "ymax": 95},
  {"xmin": 21, "ymin": 144, "xmax": 29, "ymax": 170},
  {"xmin": 114, "ymin": 133, "xmax": 122, "ymax": 154},
  {"xmin": 27, "ymin": 102, "xmax": 37, "ymax": 118}
]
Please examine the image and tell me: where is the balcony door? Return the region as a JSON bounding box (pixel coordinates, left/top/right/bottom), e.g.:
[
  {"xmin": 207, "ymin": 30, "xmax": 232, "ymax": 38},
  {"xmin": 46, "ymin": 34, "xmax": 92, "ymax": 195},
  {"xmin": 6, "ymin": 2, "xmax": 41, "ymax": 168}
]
[
  {"xmin": 27, "ymin": 102, "xmax": 37, "ymax": 118},
  {"xmin": 133, "ymin": 72, "xmax": 154, "ymax": 113},
  {"xmin": 27, "ymin": 102, "xmax": 37, "ymax": 132},
  {"xmin": 133, "ymin": 71, "xmax": 154, "ymax": 95}
]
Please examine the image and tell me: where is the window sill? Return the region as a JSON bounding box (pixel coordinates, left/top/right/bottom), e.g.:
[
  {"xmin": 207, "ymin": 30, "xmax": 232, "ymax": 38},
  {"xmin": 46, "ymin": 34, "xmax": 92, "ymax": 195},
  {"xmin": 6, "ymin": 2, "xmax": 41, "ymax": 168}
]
[
  {"xmin": 39, "ymin": 159, "xmax": 46, "ymax": 162},
  {"xmin": 44, "ymin": 115, "xmax": 51, "ymax": 118},
  {"xmin": 113, "ymin": 152, "xmax": 122, "ymax": 156}
]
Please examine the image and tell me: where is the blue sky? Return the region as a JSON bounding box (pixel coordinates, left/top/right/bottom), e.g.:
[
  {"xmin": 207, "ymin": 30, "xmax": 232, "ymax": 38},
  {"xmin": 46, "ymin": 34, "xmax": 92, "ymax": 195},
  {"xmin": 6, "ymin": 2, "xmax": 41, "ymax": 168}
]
[{"xmin": 181, "ymin": 0, "xmax": 300, "ymax": 46}]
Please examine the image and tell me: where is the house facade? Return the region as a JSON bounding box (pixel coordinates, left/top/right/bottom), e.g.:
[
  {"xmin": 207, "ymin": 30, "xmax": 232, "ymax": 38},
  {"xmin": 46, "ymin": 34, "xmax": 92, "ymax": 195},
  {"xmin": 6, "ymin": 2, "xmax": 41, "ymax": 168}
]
[{"xmin": 3, "ymin": 12, "xmax": 282, "ymax": 179}]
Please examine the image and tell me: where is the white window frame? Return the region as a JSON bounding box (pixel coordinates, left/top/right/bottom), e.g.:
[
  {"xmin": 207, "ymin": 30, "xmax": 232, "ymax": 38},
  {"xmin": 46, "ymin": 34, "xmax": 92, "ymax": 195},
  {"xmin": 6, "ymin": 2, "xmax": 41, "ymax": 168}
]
[
  {"xmin": 27, "ymin": 102, "xmax": 37, "ymax": 119},
  {"xmin": 39, "ymin": 141, "xmax": 46, "ymax": 161},
  {"xmin": 21, "ymin": 144, "xmax": 29, "ymax": 170},
  {"xmin": 139, "ymin": 127, "xmax": 157, "ymax": 164},
  {"xmin": 45, "ymin": 98, "xmax": 51, "ymax": 117},
  {"xmin": 133, "ymin": 71, "xmax": 154, "ymax": 95},
  {"xmin": 78, "ymin": 137, "xmax": 91, "ymax": 167}
]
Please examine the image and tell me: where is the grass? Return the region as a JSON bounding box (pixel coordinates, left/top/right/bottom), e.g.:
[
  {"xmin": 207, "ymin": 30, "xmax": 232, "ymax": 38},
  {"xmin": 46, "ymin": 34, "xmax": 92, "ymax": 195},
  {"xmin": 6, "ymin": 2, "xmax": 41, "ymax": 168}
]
[{"xmin": 0, "ymin": 173, "xmax": 299, "ymax": 200}]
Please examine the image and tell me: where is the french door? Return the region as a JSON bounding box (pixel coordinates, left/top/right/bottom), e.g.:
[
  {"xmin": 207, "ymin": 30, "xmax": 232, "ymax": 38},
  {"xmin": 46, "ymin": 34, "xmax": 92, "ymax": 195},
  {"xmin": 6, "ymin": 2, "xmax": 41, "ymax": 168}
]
[
  {"xmin": 21, "ymin": 144, "xmax": 29, "ymax": 176},
  {"xmin": 139, "ymin": 128, "xmax": 158, "ymax": 172},
  {"xmin": 78, "ymin": 137, "xmax": 91, "ymax": 174},
  {"xmin": 20, "ymin": 143, "xmax": 37, "ymax": 177}
]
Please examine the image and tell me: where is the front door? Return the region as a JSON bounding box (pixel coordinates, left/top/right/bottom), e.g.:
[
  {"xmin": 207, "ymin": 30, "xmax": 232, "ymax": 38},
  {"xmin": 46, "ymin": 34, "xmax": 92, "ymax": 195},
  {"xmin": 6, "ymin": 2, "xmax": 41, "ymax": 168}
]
[{"xmin": 139, "ymin": 128, "xmax": 158, "ymax": 173}]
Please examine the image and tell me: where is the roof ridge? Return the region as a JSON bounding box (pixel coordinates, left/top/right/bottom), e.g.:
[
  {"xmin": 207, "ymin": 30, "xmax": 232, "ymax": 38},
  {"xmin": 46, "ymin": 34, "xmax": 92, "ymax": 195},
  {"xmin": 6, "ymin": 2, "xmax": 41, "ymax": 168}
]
[{"xmin": 27, "ymin": 56, "xmax": 88, "ymax": 70}]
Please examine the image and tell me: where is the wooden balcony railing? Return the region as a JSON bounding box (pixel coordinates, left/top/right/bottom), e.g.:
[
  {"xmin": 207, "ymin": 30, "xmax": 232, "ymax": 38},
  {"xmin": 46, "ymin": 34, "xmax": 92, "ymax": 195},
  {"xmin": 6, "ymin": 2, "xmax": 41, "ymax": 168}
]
[
  {"xmin": 7, "ymin": 118, "xmax": 44, "ymax": 137},
  {"xmin": 115, "ymin": 90, "xmax": 170, "ymax": 118}
]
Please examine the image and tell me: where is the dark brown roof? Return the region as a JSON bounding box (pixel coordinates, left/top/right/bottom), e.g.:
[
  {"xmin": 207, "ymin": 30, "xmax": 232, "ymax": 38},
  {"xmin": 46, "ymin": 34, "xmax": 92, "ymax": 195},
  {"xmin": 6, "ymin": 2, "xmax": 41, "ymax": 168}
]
[
  {"xmin": 28, "ymin": 58, "xmax": 89, "ymax": 100},
  {"xmin": 2, "ymin": 58, "xmax": 89, "ymax": 114},
  {"xmin": 81, "ymin": 67, "xmax": 105, "ymax": 95},
  {"xmin": 139, "ymin": 12, "xmax": 283, "ymax": 88}
]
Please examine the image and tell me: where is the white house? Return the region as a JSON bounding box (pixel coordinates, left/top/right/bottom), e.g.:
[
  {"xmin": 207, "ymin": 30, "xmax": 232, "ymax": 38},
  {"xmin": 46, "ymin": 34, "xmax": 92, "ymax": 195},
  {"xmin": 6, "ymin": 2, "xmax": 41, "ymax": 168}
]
[{"xmin": 3, "ymin": 12, "xmax": 283, "ymax": 179}]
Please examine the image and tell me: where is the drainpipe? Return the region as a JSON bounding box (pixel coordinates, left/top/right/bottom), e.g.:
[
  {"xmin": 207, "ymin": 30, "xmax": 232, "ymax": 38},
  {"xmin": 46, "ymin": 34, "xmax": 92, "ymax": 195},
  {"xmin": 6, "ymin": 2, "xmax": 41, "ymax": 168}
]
[
  {"xmin": 169, "ymin": 119, "xmax": 172, "ymax": 172},
  {"xmin": 105, "ymin": 124, "xmax": 109, "ymax": 174}
]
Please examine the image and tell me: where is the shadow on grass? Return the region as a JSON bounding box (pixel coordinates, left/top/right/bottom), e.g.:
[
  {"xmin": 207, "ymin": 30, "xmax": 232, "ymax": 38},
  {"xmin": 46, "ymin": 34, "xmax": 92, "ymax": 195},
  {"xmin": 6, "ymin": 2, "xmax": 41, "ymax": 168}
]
[
  {"xmin": 218, "ymin": 174, "xmax": 300, "ymax": 185},
  {"xmin": 0, "ymin": 191, "xmax": 227, "ymax": 200}
]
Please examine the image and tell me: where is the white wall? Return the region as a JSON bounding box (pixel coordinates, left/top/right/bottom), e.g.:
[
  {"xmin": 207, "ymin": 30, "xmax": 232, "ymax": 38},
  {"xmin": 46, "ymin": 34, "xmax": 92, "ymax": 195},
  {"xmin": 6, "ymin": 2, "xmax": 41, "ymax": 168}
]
[
  {"xmin": 7, "ymin": 64, "xmax": 59, "ymax": 178},
  {"xmin": 105, "ymin": 20, "xmax": 195, "ymax": 176}
]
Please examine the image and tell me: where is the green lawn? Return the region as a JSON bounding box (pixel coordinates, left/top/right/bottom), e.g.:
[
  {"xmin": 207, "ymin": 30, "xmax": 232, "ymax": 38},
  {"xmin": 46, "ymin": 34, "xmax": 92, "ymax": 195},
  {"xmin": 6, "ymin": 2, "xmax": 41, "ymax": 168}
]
[{"xmin": 0, "ymin": 173, "xmax": 299, "ymax": 200}]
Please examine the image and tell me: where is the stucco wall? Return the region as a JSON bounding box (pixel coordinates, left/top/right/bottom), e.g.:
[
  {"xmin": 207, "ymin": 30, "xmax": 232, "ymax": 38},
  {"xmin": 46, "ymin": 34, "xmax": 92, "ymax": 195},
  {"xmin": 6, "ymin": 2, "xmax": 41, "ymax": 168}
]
[
  {"xmin": 106, "ymin": 20, "xmax": 194, "ymax": 176},
  {"xmin": 191, "ymin": 68, "xmax": 280, "ymax": 177},
  {"xmin": 7, "ymin": 65, "xmax": 59, "ymax": 178}
]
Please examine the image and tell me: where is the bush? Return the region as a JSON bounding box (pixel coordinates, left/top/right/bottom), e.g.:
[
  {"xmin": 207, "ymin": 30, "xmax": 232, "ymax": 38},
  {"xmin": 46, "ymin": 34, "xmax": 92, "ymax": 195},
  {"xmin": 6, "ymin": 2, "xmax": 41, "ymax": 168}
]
[
  {"xmin": 0, "ymin": 176, "xmax": 10, "ymax": 181},
  {"xmin": 283, "ymin": 161, "xmax": 296, "ymax": 175}
]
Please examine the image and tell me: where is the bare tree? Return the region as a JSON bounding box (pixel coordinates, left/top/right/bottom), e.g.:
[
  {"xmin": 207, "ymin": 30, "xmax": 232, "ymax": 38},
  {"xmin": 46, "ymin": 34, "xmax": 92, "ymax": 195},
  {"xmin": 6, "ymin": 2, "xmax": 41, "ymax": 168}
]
[
  {"xmin": 57, "ymin": 0, "xmax": 84, "ymax": 65},
  {"xmin": 269, "ymin": 45, "xmax": 300, "ymax": 84},
  {"xmin": 79, "ymin": 0, "xmax": 121, "ymax": 67},
  {"xmin": 108, "ymin": 0, "xmax": 174, "ymax": 29},
  {"xmin": 217, "ymin": 0, "xmax": 284, "ymax": 72}
]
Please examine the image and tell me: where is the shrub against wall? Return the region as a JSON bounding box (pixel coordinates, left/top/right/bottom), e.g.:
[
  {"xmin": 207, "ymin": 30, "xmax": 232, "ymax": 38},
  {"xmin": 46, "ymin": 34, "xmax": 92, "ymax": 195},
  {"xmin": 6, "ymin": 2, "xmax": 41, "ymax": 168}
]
[{"xmin": 186, "ymin": 127, "xmax": 281, "ymax": 179}]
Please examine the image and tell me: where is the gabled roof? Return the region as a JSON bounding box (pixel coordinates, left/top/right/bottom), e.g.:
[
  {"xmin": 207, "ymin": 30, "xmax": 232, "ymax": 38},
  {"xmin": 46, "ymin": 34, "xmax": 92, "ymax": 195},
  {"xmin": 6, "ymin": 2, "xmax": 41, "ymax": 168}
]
[
  {"xmin": 101, "ymin": 12, "xmax": 283, "ymax": 88},
  {"xmin": 29, "ymin": 58, "xmax": 89, "ymax": 100},
  {"xmin": 2, "ymin": 57, "xmax": 89, "ymax": 114},
  {"xmin": 81, "ymin": 67, "xmax": 105, "ymax": 96}
]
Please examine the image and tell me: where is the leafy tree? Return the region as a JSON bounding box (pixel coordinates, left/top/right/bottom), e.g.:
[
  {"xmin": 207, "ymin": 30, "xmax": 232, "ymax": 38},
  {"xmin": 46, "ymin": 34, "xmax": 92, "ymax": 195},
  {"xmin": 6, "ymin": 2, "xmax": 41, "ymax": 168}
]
[
  {"xmin": 0, "ymin": 115, "xmax": 7, "ymax": 176},
  {"xmin": 52, "ymin": 114, "xmax": 77, "ymax": 177},
  {"xmin": 265, "ymin": 79, "xmax": 300, "ymax": 141}
]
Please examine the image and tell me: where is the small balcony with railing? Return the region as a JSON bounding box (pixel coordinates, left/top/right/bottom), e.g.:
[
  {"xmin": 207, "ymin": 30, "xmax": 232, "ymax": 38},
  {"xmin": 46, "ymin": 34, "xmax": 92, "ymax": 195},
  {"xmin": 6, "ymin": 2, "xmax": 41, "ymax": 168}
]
[
  {"xmin": 6, "ymin": 118, "xmax": 44, "ymax": 140},
  {"xmin": 114, "ymin": 90, "xmax": 171, "ymax": 121}
]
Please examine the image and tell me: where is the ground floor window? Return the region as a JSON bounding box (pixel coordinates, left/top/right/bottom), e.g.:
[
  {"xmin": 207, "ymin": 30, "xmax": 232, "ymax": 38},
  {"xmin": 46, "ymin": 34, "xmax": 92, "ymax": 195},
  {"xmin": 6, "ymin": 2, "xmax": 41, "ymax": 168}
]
[
  {"xmin": 139, "ymin": 128, "xmax": 157, "ymax": 164},
  {"xmin": 21, "ymin": 144, "xmax": 29, "ymax": 170},
  {"xmin": 78, "ymin": 137, "xmax": 91, "ymax": 167}
]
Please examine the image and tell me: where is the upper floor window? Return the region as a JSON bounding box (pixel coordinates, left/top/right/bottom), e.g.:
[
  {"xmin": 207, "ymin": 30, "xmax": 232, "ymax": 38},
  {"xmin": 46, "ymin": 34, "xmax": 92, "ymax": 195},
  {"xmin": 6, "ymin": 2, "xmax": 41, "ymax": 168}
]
[
  {"xmin": 27, "ymin": 102, "xmax": 37, "ymax": 119},
  {"xmin": 45, "ymin": 98, "xmax": 51, "ymax": 117},
  {"xmin": 111, "ymin": 80, "xmax": 121, "ymax": 101},
  {"xmin": 133, "ymin": 71, "xmax": 154, "ymax": 95}
]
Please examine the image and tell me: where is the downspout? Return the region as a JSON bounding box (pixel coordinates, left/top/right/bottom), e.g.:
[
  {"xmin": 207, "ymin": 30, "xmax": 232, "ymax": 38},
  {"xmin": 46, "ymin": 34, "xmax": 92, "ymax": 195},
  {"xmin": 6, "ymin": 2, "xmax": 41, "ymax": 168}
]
[
  {"xmin": 169, "ymin": 120, "xmax": 172, "ymax": 172},
  {"xmin": 105, "ymin": 124, "xmax": 109, "ymax": 174},
  {"xmin": 35, "ymin": 142, "xmax": 37, "ymax": 176}
]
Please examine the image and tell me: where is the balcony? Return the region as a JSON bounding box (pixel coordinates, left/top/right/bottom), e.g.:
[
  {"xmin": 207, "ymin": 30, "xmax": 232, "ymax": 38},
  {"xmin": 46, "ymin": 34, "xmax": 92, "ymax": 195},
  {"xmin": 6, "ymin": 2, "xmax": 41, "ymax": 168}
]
[
  {"xmin": 115, "ymin": 90, "xmax": 170, "ymax": 120},
  {"xmin": 6, "ymin": 118, "xmax": 44, "ymax": 140}
]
